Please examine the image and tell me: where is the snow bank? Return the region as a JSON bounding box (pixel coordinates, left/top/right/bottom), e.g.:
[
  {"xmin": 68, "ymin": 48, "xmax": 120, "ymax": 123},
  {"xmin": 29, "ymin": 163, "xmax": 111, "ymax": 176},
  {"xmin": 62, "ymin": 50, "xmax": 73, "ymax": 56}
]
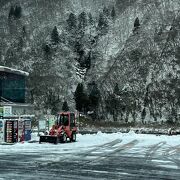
[{"xmin": 0, "ymin": 131, "xmax": 180, "ymax": 156}]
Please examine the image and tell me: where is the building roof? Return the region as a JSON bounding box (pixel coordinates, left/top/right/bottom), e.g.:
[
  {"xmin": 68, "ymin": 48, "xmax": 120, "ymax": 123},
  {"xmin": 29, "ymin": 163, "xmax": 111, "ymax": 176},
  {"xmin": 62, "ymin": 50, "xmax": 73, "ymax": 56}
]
[
  {"xmin": 0, "ymin": 102, "xmax": 34, "ymax": 107},
  {"xmin": 0, "ymin": 66, "xmax": 29, "ymax": 76}
]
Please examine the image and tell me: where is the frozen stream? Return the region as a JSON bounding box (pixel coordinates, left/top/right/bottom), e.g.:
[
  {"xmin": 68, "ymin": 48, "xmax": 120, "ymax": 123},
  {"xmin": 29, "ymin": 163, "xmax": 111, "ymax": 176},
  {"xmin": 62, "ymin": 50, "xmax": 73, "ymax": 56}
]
[{"xmin": 0, "ymin": 131, "xmax": 180, "ymax": 179}]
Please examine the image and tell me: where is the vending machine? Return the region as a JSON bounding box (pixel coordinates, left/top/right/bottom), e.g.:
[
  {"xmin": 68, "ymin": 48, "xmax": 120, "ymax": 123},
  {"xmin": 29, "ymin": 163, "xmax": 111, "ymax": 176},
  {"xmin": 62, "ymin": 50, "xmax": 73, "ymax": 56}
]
[
  {"xmin": 5, "ymin": 120, "xmax": 18, "ymax": 143},
  {"xmin": 24, "ymin": 119, "xmax": 31, "ymax": 141},
  {"xmin": 18, "ymin": 120, "xmax": 25, "ymax": 142},
  {"xmin": 0, "ymin": 119, "xmax": 5, "ymax": 143}
]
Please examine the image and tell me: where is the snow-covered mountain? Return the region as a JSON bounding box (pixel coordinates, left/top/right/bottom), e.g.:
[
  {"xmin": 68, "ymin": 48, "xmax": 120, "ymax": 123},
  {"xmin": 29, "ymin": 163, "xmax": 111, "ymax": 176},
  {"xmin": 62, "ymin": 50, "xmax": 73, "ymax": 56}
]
[{"xmin": 0, "ymin": 0, "xmax": 180, "ymax": 123}]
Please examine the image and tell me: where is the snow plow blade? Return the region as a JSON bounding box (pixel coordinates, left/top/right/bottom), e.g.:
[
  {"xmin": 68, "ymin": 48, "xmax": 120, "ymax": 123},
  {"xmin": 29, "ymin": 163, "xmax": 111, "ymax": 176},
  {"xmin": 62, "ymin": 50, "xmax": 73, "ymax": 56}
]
[{"xmin": 39, "ymin": 135, "xmax": 58, "ymax": 144}]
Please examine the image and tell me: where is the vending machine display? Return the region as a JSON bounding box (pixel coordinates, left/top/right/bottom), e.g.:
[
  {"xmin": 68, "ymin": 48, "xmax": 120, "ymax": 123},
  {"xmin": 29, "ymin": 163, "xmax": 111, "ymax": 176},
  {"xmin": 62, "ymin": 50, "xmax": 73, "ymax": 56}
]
[
  {"xmin": 5, "ymin": 120, "xmax": 18, "ymax": 143},
  {"xmin": 24, "ymin": 120, "xmax": 31, "ymax": 141},
  {"xmin": 18, "ymin": 120, "xmax": 24, "ymax": 142},
  {"xmin": 0, "ymin": 120, "xmax": 5, "ymax": 143},
  {"xmin": 14, "ymin": 120, "xmax": 18, "ymax": 142}
]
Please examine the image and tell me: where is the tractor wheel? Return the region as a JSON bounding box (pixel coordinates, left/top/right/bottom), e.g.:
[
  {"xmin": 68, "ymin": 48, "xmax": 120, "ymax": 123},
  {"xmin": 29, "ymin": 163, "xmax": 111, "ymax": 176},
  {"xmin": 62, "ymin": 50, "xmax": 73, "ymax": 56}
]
[
  {"xmin": 54, "ymin": 137, "xmax": 58, "ymax": 144},
  {"xmin": 71, "ymin": 132, "xmax": 76, "ymax": 142},
  {"xmin": 60, "ymin": 133, "xmax": 67, "ymax": 143}
]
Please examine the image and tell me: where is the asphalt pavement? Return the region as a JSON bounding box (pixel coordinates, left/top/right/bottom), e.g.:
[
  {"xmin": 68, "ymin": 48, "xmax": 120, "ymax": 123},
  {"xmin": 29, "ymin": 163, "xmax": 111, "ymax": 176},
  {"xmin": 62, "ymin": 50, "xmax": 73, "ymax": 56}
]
[{"xmin": 0, "ymin": 138, "xmax": 180, "ymax": 180}]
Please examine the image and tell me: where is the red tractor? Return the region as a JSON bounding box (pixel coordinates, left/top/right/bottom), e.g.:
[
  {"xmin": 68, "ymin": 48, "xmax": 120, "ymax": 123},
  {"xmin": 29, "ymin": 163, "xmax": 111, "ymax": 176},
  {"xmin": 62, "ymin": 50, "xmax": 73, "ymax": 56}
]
[{"xmin": 39, "ymin": 112, "xmax": 77, "ymax": 144}]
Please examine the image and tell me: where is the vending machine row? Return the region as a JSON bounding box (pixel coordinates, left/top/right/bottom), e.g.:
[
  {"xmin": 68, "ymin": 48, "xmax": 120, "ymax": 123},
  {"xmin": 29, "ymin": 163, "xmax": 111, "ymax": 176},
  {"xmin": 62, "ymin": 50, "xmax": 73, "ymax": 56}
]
[{"xmin": 0, "ymin": 118, "xmax": 32, "ymax": 144}]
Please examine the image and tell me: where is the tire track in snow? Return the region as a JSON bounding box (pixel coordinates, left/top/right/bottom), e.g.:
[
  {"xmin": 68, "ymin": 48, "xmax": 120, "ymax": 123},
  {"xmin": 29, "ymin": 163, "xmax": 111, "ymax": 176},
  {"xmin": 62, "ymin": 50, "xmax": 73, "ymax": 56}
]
[
  {"xmin": 37, "ymin": 139, "xmax": 122, "ymax": 167},
  {"xmin": 143, "ymin": 141, "xmax": 180, "ymax": 172},
  {"xmin": 145, "ymin": 141, "xmax": 166, "ymax": 161},
  {"xmin": 83, "ymin": 140, "xmax": 139, "ymax": 164},
  {"xmin": 162, "ymin": 144, "xmax": 180, "ymax": 168},
  {"xmin": 163, "ymin": 144, "xmax": 180, "ymax": 157},
  {"xmin": 98, "ymin": 139, "xmax": 139, "ymax": 160},
  {"xmin": 80, "ymin": 139, "xmax": 122, "ymax": 157},
  {"xmin": 64, "ymin": 139, "xmax": 139, "ymax": 178}
]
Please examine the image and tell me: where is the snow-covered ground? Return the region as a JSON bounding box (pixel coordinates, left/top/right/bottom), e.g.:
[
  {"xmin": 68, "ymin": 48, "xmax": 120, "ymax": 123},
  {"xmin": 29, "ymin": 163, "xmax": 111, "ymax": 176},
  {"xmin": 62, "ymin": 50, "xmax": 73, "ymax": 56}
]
[
  {"xmin": 0, "ymin": 131, "xmax": 180, "ymax": 159},
  {"xmin": 0, "ymin": 131, "xmax": 180, "ymax": 179},
  {"xmin": 1, "ymin": 131, "xmax": 180, "ymax": 156}
]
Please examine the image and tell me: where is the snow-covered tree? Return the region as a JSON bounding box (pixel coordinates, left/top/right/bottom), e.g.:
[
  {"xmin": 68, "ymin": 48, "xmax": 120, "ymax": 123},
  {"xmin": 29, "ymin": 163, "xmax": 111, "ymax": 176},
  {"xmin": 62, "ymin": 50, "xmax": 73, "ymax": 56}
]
[
  {"xmin": 67, "ymin": 13, "xmax": 77, "ymax": 32},
  {"xmin": 14, "ymin": 6, "xmax": 22, "ymax": 19},
  {"xmin": 78, "ymin": 11, "xmax": 87, "ymax": 30},
  {"xmin": 111, "ymin": 6, "xmax": 116, "ymax": 21},
  {"xmin": 134, "ymin": 17, "xmax": 140, "ymax": 28},
  {"xmin": 8, "ymin": 6, "xmax": 15, "ymax": 18},
  {"xmin": 89, "ymin": 82, "xmax": 100, "ymax": 111},
  {"xmin": 113, "ymin": 83, "xmax": 120, "ymax": 95},
  {"xmin": 51, "ymin": 26, "xmax": 59, "ymax": 44},
  {"xmin": 97, "ymin": 12, "xmax": 109, "ymax": 36},
  {"xmin": 103, "ymin": 6, "xmax": 110, "ymax": 17},
  {"xmin": 74, "ymin": 83, "xmax": 84, "ymax": 112}
]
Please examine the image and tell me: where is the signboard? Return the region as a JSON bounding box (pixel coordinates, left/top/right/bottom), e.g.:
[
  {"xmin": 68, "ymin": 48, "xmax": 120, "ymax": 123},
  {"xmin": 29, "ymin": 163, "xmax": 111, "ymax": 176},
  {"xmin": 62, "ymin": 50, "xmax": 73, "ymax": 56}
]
[
  {"xmin": 38, "ymin": 120, "xmax": 46, "ymax": 131},
  {"xmin": 47, "ymin": 115, "xmax": 56, "ymax": 130},
  {"xmin": 3, "ymin": 106, "xmax": 12, "ymax": 116}
]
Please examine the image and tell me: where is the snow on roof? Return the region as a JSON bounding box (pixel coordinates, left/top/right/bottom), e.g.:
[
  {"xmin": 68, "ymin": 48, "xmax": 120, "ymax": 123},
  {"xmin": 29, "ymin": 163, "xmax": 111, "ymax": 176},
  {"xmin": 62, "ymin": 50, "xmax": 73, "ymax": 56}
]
[
  {"xmin": 0, "ymin": 66, "xmax": 29, "ymax": 76},
  {"xmin": 0, "ymin": 102, "xmax": 34, "ymax": 107}
]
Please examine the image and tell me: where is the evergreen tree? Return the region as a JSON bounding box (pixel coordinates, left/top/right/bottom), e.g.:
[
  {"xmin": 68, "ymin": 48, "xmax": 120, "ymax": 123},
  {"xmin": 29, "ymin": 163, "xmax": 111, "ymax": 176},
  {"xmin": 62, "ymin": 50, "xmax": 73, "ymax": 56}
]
[
  {"xmin": 97, "ymin": 12, "xmax": 109, "ymax": 35},
  {"xmin": 67, "ymin": 13, "xmax": 77, "ymax": 32},
  {"xmin": 88, "ymin": 13, "xmax": 94, "ymax": 42},
  {"xmin": 22, "ymin": 26, "xmax": 26, "ymax": 35},
  {"xmin": 62, "ymin": 101, "xmax": 69, "ymax": 111},
  {"xmin": 89, "ymin": 82, "xmax": 100, "ymax": 110},
  {"xmin": 78, "ymin": 11, "xmax": 87, "ymax": 30},
  {"xmin": 74, "ymin": 41, "xmax": 82, "ymax": 53},
  {"xmin": 106, "ymin": 83, "xmax": 122, "ymax": 121},
  {"xmin": 114, "ymin": 83, "xmax": 120, "ymax": 95},
  {"xmin": 14, "ymin": 6, "xmax": 22, "ymax": 19},
  {"xmin": 43, "ymin": 44, "xmax": 51, "ymax": 54},
  {"xmin": 85, "ymin": 52, "xmax": 91, "ymax": 69},
  {"xmin": 175, "ymin": 47, "xmax": 180, "ymax": 65},
  {"xmin": 141, "ymin": 108, "xmax": 146, "ymax": 123},
  {"xmin": 111, "ymin": 6, "xmax": 116, "ymax": 21},
  {"xmin": 17, "ymin": 37, "xmax": 24, "ymax": 50},
  {"xmin": 88, "ymin": 13, "xmax": 93, "ymax": 25},
  {"xmin": 130, "ymin": 49, "xmax": 142, "ymax": 62},
  {"xmin": 106, "ymin": 94, "xmax": 119, "ymax": 121},
  {"xmin": 9, "ymin": 6, "xmax": 15, "ymax": 18},
  {"xmin": 134, "ymin": 17, "xmax": 140, "ymax": 28},
  {"xmin": 103, "ymin": 6, "xmax": 110, "ymax": 17},
  {"xmin": 74, "ymin": 83, "xmax": 84, "ymax": 112},
  {"xmin": 51, "ymin": 26, "xmax": 59, "ymax": 44}
]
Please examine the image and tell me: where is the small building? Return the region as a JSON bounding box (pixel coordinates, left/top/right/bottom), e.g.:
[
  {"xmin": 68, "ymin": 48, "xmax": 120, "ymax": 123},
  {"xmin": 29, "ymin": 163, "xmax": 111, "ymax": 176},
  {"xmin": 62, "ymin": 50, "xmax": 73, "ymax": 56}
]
[
  {"xmin": 0, "ymin": 66, "xmax": 34, "ymax": 116},
  {"xmin": 0, "ymin": 66, "xmax": 29, "ymax": 103},
  {"xmin": 0, "ymin": 66, "xmax": 34, "ymax": 143}
]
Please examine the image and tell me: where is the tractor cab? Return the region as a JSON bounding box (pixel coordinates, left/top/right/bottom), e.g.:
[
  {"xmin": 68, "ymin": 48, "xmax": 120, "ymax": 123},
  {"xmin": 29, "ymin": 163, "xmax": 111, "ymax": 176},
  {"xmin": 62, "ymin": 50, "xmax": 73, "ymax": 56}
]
[{"xmin": 57, "ymin": 112, "xmax": 76, "ymax": 128}]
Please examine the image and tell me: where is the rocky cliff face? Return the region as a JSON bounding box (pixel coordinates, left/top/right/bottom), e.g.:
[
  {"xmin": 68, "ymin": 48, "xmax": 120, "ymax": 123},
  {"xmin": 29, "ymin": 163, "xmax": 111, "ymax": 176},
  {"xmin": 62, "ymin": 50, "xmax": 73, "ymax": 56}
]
[
  {"xmin": 99, "ymin": 0, "xmax": 180, "ymax": 123},
  {"xmin": 0, "ymin": 0, "xmax": 180, "ymax": 123}
]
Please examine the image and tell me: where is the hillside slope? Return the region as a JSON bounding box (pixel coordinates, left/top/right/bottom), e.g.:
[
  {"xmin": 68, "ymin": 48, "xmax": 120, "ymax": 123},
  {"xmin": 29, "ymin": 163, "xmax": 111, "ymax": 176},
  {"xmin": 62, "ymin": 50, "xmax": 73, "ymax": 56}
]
[{"xmin": 0, "ymin": 0, "xmax": 180, "ymax": 123}]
